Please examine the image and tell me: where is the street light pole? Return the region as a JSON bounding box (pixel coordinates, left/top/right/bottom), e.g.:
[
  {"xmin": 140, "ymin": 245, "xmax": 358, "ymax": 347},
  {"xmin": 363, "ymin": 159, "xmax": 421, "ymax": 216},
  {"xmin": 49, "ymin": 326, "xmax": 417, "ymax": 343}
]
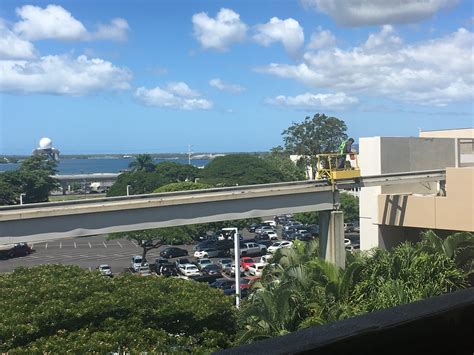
[
  {"xmin": 232, "ymin": 227, "xmax": 241, "ymax": 309},
  {"xmin": 19, "ymin": 193, "xmax": 26, "ymax": 205},
  {"xmin": 126, "ymin": 185, "xmax": 131, "ymax": 197}
]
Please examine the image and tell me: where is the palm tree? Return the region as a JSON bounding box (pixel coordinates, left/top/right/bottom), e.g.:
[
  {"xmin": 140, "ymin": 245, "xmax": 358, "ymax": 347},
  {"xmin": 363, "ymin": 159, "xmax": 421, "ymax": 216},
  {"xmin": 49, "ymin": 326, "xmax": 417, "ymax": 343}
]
[
  {"xmin": 420, "ymin": 230, "xmax": 474, "ymax": 276},
  {"xmin": 128, "ymin": 154, "xmax": 155, "ymax": 172}
]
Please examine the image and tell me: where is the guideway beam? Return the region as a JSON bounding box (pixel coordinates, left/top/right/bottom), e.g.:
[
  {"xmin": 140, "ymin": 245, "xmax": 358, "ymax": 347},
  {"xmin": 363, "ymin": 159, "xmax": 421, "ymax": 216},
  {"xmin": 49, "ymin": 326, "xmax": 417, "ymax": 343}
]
[{"xmin": 319, "ymin": 210, "xmax": 345, "ymax": 269}]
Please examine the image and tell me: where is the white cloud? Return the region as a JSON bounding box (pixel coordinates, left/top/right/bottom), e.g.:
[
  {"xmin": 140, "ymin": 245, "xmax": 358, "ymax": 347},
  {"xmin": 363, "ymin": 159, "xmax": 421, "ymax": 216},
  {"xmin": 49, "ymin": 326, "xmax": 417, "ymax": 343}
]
[
  {"xmin": 254, "ymin": 17, "xmax": 304, "ymax": 56},
  {"xmin": 0, "ymin": 20, "xmax": 36, "ymax": 59},
  {"xmin": 12, "ymin": 4, "xmax": 129, "ymax": 41},
  {"xmin": 301, "ymin": 0, "xmax": 457, "ymax": 26},
  {"xmin": 93, "ymin": 18, "xmax": 130, "ymax": 41},
  {"xmin": 14, "ymin": 4, "xmax": 88, "ymax": 40},
  {"xmin": 209, "ymin": 78, "xmax": 245, "ymax": 93},
  {"xmin": 135, "ymin": 83, "xmax": 213, "ymax": 110},
  {"xmin": 307, "ymin": 28, "xmax": 336, "ymax": 49},
  {"xmin": 267, "ymin": 92, "xmax": 358, "ymax": 109},
  {"xmin": 0, "ymin": 55, "xmax": 131, "ymax": 95},
  {"xmin": 257, "ymin": 27, "xmax": 474, "ymax": 106},
  {"xmin": 192, "ymin": 8, "xmax": 247, "ymax": 50}
]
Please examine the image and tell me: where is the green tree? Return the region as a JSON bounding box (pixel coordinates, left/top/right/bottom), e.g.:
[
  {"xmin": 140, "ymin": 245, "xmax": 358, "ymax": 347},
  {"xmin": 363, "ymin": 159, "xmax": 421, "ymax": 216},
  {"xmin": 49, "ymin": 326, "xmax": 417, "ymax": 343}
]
[
  {"xmin": 0, "ymin": 265, "xmax": 236, "ymax": 353},
  {"xmin": 200, "ymin": 154, "xmax": 284, "ymax": 186},
  {"xmin": 0, "ymin": 156, "xmax": 59, "ymax": 205},
  {"xmin": 340, "ymin": 192, "xmax": 359, "ymax": 222},
  {"xmin": 261, "ymin": 147, "xmax": 306, "ymax": 182},
  {"xmin": 282, "ymin": 113, "xmax": 347, "ymax": 178},
  {"xmin": 107, "ymin": 162, "xmax": 199, "ymax": 197},
  {"xmin": 0, "ymin": 172, "xmax": 20, "ymax": 205},
  {"xmin": 128, "ymin": 154, "xmax": 155, "ymax": 172}
]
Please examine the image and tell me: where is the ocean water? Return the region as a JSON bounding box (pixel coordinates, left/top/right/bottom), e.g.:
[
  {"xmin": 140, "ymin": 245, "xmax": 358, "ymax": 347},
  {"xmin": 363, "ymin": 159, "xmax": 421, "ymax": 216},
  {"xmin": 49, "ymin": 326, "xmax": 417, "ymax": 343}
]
[{"xmin": 0, "ymin": 158, "xmax": 210, "ymax": 174}]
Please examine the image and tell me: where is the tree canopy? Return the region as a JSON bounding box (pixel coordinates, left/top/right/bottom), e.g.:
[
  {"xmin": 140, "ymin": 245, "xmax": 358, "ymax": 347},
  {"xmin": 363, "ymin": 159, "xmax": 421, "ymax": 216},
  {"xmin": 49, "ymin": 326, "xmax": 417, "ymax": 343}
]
[
  {"xmin": 128, "ymin": 153, "xmax": 155, "ymax": 172},
  {"xmin": 0, "ymin": 156, "xmax": 59, "ymax": 205},
  {"xmin": 261, "ymin": 147, "xmax": 306, "ymax": 182},
  {"xmin": 107, "ymin": 162, "xmax": 200, "ymax": 197},
  {"xmin": 282, "ymin": 113, "xmax": 348, "ymax": 178},
  {"xmin": 200, "ymin": 153, "xmax": 285, "ymax": 186},
  {"xmin": 0, "ymin": 265, "xmax": 236, "ymax": 353}
]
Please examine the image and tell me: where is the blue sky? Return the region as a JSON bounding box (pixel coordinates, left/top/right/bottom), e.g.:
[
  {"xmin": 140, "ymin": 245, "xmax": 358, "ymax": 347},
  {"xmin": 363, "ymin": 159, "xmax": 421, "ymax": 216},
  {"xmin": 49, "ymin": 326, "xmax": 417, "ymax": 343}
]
[{"xmin": 0, "ymin": 0, "xmax": 473, "ymax": 154}]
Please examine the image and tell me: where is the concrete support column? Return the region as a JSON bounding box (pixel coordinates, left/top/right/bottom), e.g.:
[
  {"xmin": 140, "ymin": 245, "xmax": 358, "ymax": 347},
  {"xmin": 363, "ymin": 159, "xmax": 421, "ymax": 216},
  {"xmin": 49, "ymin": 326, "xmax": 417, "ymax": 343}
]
[{"xmin": 319, "ymin": 210, "xmax": 345, "ymax": 269}]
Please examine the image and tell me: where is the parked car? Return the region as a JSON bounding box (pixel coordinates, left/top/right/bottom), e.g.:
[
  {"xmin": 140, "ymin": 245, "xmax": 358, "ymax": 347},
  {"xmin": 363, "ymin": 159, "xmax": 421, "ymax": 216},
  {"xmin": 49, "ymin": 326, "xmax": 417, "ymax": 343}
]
[
  {"xmin": 248, "ymin": 223, "xmax": 260, "ymax": 233},
  {"xmin": 284, "ymin": 221, "xmax": 303, "ymax": 231},
  {"xmin": 264, "ymin": 231, "xmax": 278, "ymax": 240},
  {"xmin": 227, "ymin": 263, "xmax": 245, "ymax": 277},
  {"xmin": 160, "ymin": 247, "xmax": 188, "ymax": 259},
  {"xmin": 263, "ymin": 220, "xmax": 277, "ymax": 227},
  {"xmin": 255, "ymin": 225, "xmax": 275, "ymax": 235},
  {"xmin": 248, "ymin": 262, "xmax": 266, "ymax": 277},
  {"xmin": 131, "ymin": 255, "xmax": 147, "ymax": 272},
  {"xmin": 157, "ymin": 262, "xmax": 178, "ymax": 277},
  {"xmin": 217, "ymin": 258, "xmax": 233, "ymax": 270},
  {"xmin": 268, "ymin": 241, "xmax": 293, "ymax": 253},
  {"xmin": 196, "ymin": 258, "xmax": 213, "ymax": 270},
  {"xmin": 238, "ymin": 242, "xmax": 267, "ymax": 256},
  {"xmin": 201, "ymin": 264, "xmax": 221, "ymax": 276},
  {"xmin": 175, "ymin": 258, "xmax": 192, "ymax": 268},
  {"xmin": 194, "ymin": 246, "xmax": 220, "ymax": 258},
  {"xmin": 210, "ymin": 278, "xmax": 234, "ymax": 290},
  {"xmin": 97, "ymin": 264, "xmax": 112, "ymax": 277},
  {"xmin": 0, "ymin": 243, "xmax": 33, "ymax": 259},
  {"xmin": 260, "ymin": 254, "xmax": 273, "ymax": 263},
  {"xmin": 344, "ymin": 223, "xmax": 355, "ymax": 233},
  {"xmin": 179, "ymin": 264, "xmax": 201, "ymax": 277},
  {"xmin": 344, "ymin": 238, "xmax": 351, "ymax": 246},
  {"xmin": 240, "ymin": 257, "xmax": 256, "ymax": 271}
]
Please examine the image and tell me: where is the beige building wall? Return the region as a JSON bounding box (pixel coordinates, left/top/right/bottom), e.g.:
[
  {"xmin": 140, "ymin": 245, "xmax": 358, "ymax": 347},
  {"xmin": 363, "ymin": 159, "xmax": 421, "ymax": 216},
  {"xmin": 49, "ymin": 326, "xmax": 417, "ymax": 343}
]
[
  {"xmin": 359, "ymin": 136, "xmax": 458, "ymax": 250},
  {"xmin": 378, "ymin": 167, "xmax": 473, "ymax": 232},
  {"xmin": 419, "ymin": 128, "xmax": 474, "ymax": 139}
]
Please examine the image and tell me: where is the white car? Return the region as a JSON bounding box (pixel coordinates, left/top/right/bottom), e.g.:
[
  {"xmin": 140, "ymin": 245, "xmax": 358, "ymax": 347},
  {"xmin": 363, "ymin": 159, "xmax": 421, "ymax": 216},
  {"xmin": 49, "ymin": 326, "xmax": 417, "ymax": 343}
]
[
  {"xmin": 344, "ymin": 238, "xmax": 351, "ymax": 246},
  {"xmin": 179, "ymin": 264, "xmax": 201, "ymax": 277},
  {"xmin": 260, "ymin": 254, "xmax": 273, "ymax": 264},
  {"xmin": 98, "ymin": 264, "xmax": 112, "ymax": 277},
  {"xmin": 131, "ymin": 255, "xmax": 148, "ymax": 272},
  {"xmin": 263, "ymin": 220, "xmax": 277, "ymax": 227},
  {"xmin": 196, "ymin": 258, "xmax": 213, "ymax": 270},
  {"xmin": 248, "ymin": 262, "xmax": 266, "ymax": 277},
  {"xmin": 265, "ymin": 231, "xmax": 278, "ymax": 240},
  {"xmin": 268, "ymin": 241, "xmax": 293, "ymax": 253}
]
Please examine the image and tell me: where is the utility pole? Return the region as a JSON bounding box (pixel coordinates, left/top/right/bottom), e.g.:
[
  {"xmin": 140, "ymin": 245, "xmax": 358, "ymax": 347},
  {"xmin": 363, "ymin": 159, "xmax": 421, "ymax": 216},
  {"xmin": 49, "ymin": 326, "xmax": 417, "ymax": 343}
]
[
  {"xmin": 188, "ymin": 144, "xmax": 192, "ymax": 165},
  {"xmin": 232, "ymin": 227, "xmax": 241, "ymax": 309}
]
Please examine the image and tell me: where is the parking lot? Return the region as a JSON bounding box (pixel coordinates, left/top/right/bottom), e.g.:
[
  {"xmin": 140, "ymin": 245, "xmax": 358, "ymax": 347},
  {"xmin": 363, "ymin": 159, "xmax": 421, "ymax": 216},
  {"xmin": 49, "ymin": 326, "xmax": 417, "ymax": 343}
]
[{"xmin": 0, "ymin": 223, "xmax": 360, "ymax": 275}]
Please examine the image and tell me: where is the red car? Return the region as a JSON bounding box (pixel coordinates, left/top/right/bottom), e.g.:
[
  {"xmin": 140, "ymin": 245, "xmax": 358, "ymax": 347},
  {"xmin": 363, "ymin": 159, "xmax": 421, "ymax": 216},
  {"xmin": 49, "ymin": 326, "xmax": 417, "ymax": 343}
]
[{"xmin": 239, "ymin": 257, "xmax": 255, "ymax": 271}]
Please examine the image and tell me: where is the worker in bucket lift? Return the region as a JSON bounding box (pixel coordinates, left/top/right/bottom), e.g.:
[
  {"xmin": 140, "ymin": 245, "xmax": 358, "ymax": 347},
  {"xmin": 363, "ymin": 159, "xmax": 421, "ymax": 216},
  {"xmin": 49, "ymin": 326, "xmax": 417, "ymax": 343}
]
[{"xmin": 337, "ymin": 138, "xmax": 355, "ymax": 169}]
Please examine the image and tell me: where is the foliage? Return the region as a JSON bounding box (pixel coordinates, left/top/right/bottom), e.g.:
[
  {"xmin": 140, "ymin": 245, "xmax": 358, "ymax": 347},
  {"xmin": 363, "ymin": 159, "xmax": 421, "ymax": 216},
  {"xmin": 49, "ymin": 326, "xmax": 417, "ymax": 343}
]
[
  {"xmin": 339, "ymin": 193, "xmax": 359, "ymax": 222},
  {"xmin": 261, "ymin": 147, "xmax": 306, "ymax": 182},
  {"xmin": 420, "ymin": 230, "xmax": 474, "ymax": 279},
  {"xmin": 107, "ymin": 162, "xmax": 200, "ymax": 197},
  {"xmin": 282, "ymin": 113, "xmax": 347, "ymax": 178},
  {"xmin": 0, "ymin": 265, "xmax": 236, "ymax": 353},
  {"xmin": 200, "ymin": 154, "xmax": 285, "ymax": 186},
  {"xmin": 0, "ymin": 156, "xmax": 59, "ymax": 205},
  {"xmin": 237, "ymin": 231, "xmax": 471, "ymax": 345},
  {"xmin": 154, "ymin": 181, "xmax": 212, "ymax": 193},
  {"xmin": 128, "ymin": 154, "xmax": 155, "ymax": 172},
  {"xmin": 352, "ymin": 242, "xmax": 467, "ymax": 312},
  {"xmin": 293, "ymin": 211, "xmax": 319, "ymax": 225}
]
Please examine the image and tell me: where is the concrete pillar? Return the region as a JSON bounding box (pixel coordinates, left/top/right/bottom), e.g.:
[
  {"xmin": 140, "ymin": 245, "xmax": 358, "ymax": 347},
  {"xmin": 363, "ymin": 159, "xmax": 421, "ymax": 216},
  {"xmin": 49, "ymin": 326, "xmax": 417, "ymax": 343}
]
[{"xmin": 319, "ymin": 210, "xmax": 345, "ymax": 269}]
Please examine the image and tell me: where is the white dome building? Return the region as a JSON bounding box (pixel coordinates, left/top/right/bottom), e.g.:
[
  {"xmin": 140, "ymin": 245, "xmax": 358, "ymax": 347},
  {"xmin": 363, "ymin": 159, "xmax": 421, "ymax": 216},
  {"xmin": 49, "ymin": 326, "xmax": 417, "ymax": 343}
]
[{"xmin": 33, "ymin": 137, "xmax": 60, "ymax": 161}]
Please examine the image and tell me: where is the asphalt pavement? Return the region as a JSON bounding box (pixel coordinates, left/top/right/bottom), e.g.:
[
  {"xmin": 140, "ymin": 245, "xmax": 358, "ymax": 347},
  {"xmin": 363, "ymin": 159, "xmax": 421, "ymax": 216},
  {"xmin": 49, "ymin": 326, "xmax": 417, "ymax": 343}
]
[{"xmin": 0, "ymin": 228, "xmax": 360, "ymax": 275}]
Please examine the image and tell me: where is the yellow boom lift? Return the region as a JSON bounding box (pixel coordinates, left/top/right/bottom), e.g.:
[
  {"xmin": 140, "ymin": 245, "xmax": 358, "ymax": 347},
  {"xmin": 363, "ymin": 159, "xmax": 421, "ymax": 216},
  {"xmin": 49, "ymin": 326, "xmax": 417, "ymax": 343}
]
[{"xmin": 315, "ymin": 152, "xmax": 361, "ymax": 183}]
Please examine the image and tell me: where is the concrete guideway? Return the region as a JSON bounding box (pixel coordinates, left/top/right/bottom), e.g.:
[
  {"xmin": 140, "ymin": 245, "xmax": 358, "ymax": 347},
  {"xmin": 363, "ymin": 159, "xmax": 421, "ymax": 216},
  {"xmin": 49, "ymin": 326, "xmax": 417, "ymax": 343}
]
[
  {"xmin": 0, "ymin": 170, "xmax": 445, "ymax": 252},
  {"xmin": 0, "ymin": 181, "xmax": 338, "ymax": 244}
]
